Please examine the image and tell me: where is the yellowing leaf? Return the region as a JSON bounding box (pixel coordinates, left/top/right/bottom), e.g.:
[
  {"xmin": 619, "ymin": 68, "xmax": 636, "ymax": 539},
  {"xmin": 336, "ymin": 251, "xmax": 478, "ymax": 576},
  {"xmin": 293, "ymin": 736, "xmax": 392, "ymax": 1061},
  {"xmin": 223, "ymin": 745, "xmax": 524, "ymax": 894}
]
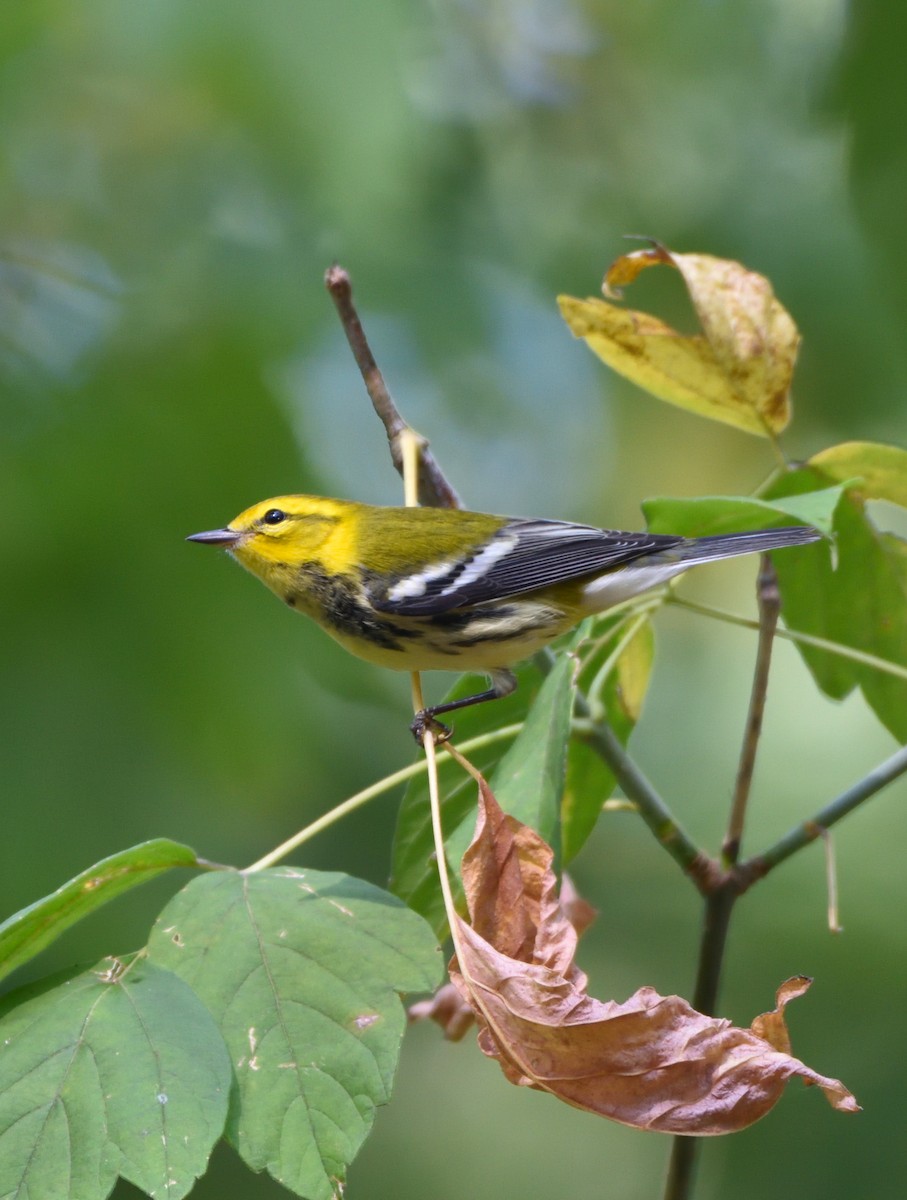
[
  {"xmin": 448, "ymin": 780, "xmax": 858, "ymax": 1134},
  {"xmin": 616, "ymin": 619, "xmax": 654, "ymax": 722},
  {"xmin": 559, "ymin": 245, "xmax": 799, "ymax": 437},
  {"xmin": 809, "ymin": 441, "xmax": 907, "ymax": 508}
]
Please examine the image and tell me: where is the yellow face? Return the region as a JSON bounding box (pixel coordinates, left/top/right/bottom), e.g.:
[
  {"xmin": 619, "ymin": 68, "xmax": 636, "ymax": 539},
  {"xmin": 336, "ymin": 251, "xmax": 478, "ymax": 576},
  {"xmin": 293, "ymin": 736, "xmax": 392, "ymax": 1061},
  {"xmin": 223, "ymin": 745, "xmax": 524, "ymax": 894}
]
[{"xmin": 188, "ymin": 494, "xmax": 356, "ymax": 599}]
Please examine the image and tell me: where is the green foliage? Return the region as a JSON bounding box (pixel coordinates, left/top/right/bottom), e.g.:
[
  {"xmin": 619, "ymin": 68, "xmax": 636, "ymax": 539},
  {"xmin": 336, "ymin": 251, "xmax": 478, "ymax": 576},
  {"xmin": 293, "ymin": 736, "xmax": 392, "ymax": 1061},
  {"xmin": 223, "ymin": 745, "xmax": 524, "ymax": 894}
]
[
  {"xmin": 0, "ymin": 959, "xmax": 231, "ymax": 1200},
  {"xmin": 564, "ymin": 616, "xmax": 654, "ymax": 862},
  {"xmin": 644, "ymin": 458, "xmax": 907, "ymax": 744},
  {"xmin": 769, "ymin": 474, "xmax": 907, "ymax": 742},
  {"xmin": 0, "ymin": 839, "xmax": 202, "ymax": 985},
  {"xmin": 642, "ymin": 487, "xmax": 848, "ymax": 540},
  {"xmin": 147, "ymin": 869, "xmax": 441, "ymax": 1200},
  {"xmin": 0, "ymin": 865, "xmax": 439, "ymax": 1200},
  {"xmin": 3, "ymin": 239, "xmax": 907, "ymax": 1196},
  {"xmin": 3, "ymin": 4, "xmax": 907, "ymax": 1183}
]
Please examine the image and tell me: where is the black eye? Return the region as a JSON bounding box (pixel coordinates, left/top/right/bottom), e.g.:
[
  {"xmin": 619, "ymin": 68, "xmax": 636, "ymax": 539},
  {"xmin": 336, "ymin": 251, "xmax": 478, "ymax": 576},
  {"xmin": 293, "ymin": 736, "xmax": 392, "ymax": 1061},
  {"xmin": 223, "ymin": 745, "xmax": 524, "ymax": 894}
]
[{"xmin": 263, "ymin": 508, "xmax": 287, "ymax": 526}]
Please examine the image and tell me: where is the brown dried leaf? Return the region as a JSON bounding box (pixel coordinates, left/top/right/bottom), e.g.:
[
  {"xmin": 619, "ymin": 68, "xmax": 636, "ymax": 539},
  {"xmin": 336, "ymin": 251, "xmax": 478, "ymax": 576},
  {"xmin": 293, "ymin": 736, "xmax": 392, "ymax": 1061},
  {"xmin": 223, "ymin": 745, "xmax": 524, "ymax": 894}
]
[
  {"xmin": 558, "ymin": 245, "xmax": 799, "ymax": 438},
  {"xmin": 408, "ymin": 982, "xmax": 476, "ymax": 1042},
  {"xmin": 449, "ymin": 782, "xmax": 858, "ymax": 1134},
  {"xmin": 460, "ymin": 778, "xmax": 584, "ymax": 982},
  {"xmin": 558, "ymin": 873, "xmax": 598, "ymax": 938},
  {"xmin": 411, "ymin": 866, "xmax": 596, "ymax": 1042}
]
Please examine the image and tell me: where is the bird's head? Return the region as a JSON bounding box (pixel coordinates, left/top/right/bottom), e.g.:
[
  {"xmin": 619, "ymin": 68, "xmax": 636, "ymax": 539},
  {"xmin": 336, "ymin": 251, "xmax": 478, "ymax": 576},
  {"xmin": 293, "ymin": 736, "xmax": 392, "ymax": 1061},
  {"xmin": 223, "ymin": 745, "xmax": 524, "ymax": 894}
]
[{"xmin": 187, "ymin": 494, "xmax": 348, "ymax": 593}]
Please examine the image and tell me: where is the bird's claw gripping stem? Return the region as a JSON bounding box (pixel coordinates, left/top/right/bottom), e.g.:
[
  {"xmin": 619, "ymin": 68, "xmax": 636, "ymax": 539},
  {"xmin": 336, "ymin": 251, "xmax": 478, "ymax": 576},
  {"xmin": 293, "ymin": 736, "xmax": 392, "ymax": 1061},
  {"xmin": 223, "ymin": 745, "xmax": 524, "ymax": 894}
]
[{"xmin": 410, "ymin": 710, "xmax": 453, "ymax": 745}]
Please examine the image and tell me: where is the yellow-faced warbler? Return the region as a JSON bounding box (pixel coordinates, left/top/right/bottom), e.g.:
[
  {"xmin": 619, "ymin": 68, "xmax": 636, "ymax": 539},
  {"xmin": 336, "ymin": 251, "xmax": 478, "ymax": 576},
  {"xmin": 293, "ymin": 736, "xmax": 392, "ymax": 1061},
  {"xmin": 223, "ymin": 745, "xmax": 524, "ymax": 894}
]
[{"xmin": 188, "ymin": 495, "xmax": 819, "ymax": 735}]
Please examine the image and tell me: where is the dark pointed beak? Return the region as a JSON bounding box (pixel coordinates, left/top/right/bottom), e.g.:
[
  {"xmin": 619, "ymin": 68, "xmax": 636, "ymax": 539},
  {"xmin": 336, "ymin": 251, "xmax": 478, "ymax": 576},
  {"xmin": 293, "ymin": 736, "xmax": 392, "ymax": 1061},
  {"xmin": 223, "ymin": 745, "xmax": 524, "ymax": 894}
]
[{"xmin": 186, "ymin": 527, "xmax": 242, "ymax": 548}]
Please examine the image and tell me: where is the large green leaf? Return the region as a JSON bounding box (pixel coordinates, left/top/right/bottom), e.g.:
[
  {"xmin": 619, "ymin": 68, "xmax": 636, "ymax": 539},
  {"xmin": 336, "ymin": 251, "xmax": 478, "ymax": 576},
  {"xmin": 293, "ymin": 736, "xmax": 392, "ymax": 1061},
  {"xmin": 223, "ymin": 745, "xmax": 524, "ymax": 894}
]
[
  {"xmin": 0, "ymin": 839, "xmax": 205, "ymax": 985},
  {"xmin": 0, "ymin": 958, "xmax": 231, "ymax": 1200},
  {"xmin": 147, "ymin": 869, "xmax": 441, "ymax": 1200}
]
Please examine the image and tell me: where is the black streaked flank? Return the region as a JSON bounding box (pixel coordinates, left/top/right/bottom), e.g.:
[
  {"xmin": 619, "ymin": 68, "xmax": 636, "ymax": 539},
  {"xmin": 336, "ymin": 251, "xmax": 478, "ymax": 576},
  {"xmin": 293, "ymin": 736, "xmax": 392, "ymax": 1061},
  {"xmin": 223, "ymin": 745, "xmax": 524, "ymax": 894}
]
[{"xmin": 294, "ymin": 563, "xmax": 420, "ymax": 651}]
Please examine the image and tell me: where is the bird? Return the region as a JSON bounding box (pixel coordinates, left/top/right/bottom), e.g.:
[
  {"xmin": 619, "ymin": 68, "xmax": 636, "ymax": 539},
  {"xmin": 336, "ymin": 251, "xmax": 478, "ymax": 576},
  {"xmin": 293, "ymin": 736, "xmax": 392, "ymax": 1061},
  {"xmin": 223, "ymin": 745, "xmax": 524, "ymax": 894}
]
[{"xmin": 188, "ymin": 494, "xmax": 819, "ymax": 737}]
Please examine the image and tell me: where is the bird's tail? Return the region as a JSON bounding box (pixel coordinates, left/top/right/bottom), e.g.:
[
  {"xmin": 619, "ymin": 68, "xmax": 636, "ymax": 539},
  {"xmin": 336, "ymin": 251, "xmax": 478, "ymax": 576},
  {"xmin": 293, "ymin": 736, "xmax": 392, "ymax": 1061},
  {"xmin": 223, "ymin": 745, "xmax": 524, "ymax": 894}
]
[{"xmin": 674, "ymin": 525, "xmax": 821, "ymax": 567}]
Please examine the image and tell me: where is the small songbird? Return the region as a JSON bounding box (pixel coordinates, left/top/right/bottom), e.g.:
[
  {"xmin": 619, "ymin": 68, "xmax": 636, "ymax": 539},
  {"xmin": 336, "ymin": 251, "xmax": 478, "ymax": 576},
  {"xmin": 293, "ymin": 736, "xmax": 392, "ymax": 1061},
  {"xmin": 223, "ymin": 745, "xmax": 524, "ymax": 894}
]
[{"xmin": 188, "ymin": 495, "xmax": 819, "ymax": 734}]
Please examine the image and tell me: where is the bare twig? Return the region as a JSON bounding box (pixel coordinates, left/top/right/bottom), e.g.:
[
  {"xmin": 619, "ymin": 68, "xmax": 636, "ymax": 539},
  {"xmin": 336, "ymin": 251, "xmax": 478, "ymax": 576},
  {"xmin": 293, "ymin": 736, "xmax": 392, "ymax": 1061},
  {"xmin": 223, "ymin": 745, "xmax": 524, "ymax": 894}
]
[
  {"xmin": 665, "ymin": 560, "xmax": 779, "ymax": 1200},
  {"xmin": 723, "ymin": 557, "xmax": 780, "ymax": 865},
  {"xmin": 324, "ymin": 264, "xmax": 462, "ymax": 509},
  {"xmin": 663, "ymin": 1137, "xmax": 699, "ymax": 1200},
  {"xmin": 662, "ymin": 879, "xmax": 738, "ymax": 1200}
]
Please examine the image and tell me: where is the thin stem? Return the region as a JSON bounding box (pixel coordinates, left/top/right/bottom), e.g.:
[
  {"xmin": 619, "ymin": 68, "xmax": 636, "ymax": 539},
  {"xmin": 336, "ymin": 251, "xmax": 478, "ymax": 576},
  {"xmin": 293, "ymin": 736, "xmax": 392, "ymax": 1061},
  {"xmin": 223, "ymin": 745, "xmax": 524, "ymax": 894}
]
[
  {"xmin": 324, "ymin": 264, "xmax": 404, "ymax": 439},
  {"xmin": 664, "ymin": 565, "xmax": 784, "ymax": 1200},
  {"xmin": 413, "ymin": 670, "xmax": 463, "ymax": 950},
  {"xmin": 578, "ymin": 591, "xmax": 669, "ymax": 649},
  {"xmin": 401, "ymin": 428, "xmax": 422, "ymax": 508},
  {"xmin": 663, "ymin": 1139, "xmax": 699, "ymax": 1200},
  {"xmin": 821, "ymin": 830, "xmax": 843, "ymax": 934},
  {"xmin": 669, "ymin": 595, "xmax": 907, "ymax": 684},
  {"xmin": 324, "ymin": 264, "xmax": 462, "ymax": 509},
  {"xmin": 766, "ymin": 431, "xmax": 789, "ymax": 470},
  {"xmin": 424, "ymin": 727, "xmax": 460, "ymax": 929},
  {"xmin": 690, "ymin": 887, "xmax": 737, "ymax": 1015},
  {"xmin": 662, "ymin": 886, "xmax": 736, "ymax": 1200},
  {"xmin": 750, "ymin": 463, "xmax": 786, "ymax": 499},
  {"xmin": 244, "ymin": 722, "xmax": 522, "ymax": 871},
  {"xmin": 745, "ymin": 741, "xmax": 907, "ymax": 877},
  {"xmin": 411, "ymin": 671, "xmax": 426, "ymax": 715},
  {"xmin": 723, "ymin": 557, "xmax": 780, "ymax": 865}
]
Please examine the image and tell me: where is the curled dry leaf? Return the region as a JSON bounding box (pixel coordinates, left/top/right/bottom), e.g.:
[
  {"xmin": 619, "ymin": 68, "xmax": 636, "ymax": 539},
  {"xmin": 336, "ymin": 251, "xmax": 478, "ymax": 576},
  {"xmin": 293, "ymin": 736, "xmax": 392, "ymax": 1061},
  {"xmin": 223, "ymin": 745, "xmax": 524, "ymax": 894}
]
[
  {"xmin": 410, "ymin": 870, "xmax": 596, "ymax": 1041},
  {"xmin": 557, "ymin": 873, "xmax": 598, "ymax": 938},
  {"xmin": 558, "ymin": 244, "xmax": 799, "ymax": 438},
  {"xmin": 447, "ymin": 780, "xmax": 858, "ymax": 1135},
  {"xmin": 408, "ymin": 982, "xmax": 476, "ymax": 1042}
]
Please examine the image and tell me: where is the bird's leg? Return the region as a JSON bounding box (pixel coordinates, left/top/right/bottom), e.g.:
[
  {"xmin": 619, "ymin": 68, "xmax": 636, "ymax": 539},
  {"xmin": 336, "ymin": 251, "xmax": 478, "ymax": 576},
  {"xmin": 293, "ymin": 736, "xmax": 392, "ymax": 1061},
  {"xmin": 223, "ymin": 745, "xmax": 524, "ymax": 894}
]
[{"xmin": 410, "ymin": 669, "xmax": 517, "ymax": 744}]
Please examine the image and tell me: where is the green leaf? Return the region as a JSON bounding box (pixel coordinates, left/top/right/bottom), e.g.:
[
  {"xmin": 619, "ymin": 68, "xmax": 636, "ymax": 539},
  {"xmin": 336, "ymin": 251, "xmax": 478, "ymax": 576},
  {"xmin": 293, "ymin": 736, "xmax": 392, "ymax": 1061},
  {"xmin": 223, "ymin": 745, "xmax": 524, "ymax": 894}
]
[
  {"xmin": 768, "ymin": 480, "xmax": 907, "ymax": 741},
  {"xmin": 0, "ymin": 839, "xmax": 205, "ymax": 985},
  {"xmin": 390, "ymin": 662, "xmax": 544, "ymax": 936},
  {"xmin": 809, "ymin": 441, "xmax": 907, "ymax": 507},
  {"xmin": 146, "ymin": 869, "xmax": 441, "ymax": 1200},
  {"xmin": 643, "ymin": 487, "xmax": 845, "ymax": 539},
  {"xmin": 0, "ymin": 958, "xmax": 231, "ymax": 1200},
  {"xmin": 562, "ymin": 740, "xmax": 617, "ymax": 862},
  {"xmin": 563, "ymin": 617, "xmax": 654, "ymax": 861},
  {"xmin": 444, "ymin": 649, "xmax": 576, "ymax": 871}
]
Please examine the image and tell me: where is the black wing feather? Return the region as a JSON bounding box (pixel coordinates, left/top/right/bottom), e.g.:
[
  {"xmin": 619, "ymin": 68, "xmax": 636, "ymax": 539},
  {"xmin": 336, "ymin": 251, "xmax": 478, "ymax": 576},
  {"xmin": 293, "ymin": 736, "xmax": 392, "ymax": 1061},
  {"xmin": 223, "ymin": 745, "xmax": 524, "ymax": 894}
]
[{"xmin": 372, "ymin": 519, "xmax": 684, "ymax": 616}]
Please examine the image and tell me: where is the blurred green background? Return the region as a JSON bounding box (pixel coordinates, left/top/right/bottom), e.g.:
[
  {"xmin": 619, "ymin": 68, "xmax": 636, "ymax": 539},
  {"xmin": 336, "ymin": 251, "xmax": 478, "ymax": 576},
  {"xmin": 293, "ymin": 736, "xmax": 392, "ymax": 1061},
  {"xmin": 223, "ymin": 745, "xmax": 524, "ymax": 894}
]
[{"xmin": 2, "ymin": 1, "xmax": 905, "ymax": 1197}]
